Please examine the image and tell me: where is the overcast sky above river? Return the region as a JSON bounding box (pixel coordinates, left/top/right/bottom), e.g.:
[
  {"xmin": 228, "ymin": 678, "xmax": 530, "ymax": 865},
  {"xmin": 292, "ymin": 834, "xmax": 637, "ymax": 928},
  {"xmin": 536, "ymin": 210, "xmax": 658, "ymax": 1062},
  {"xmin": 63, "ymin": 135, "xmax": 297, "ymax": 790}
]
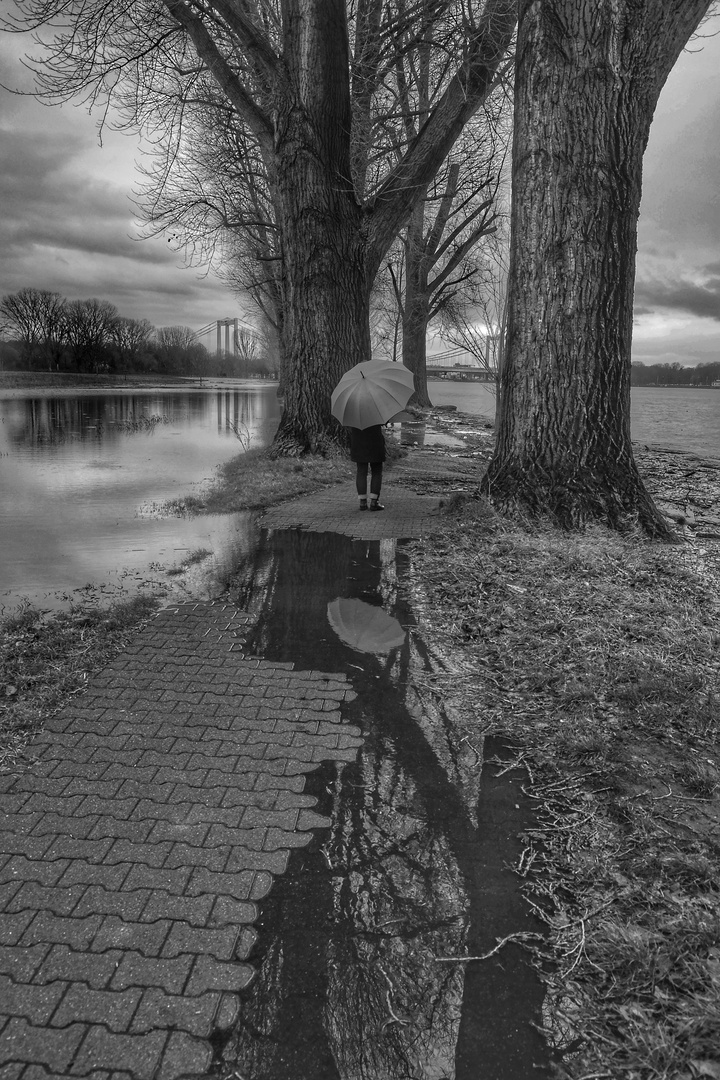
[{"xmin": 0, "ymin": 21, "xmax": 719, "ymax": 362}]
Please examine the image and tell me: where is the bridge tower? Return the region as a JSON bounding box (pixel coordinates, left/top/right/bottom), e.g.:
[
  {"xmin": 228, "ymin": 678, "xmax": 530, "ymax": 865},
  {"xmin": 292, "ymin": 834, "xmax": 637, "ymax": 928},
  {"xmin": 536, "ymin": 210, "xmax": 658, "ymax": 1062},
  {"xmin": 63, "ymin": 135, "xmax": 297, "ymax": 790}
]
[{"xmin": 216, "ymin": 319, "xmax": 238, "ymax": 357}]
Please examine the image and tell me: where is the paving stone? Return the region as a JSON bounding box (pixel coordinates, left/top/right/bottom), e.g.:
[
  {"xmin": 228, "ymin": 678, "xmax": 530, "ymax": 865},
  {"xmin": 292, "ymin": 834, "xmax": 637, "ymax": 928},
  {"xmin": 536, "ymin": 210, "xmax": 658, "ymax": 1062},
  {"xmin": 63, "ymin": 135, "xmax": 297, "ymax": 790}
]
[
  {"xmin": 0, "ymin": 977, "xmax": 66, "ymax": 1025},
  {"xmin": 235, "ymin": 926, "xmax": 258, "ymax": 961},
  {"xmin": 162, "ymin": 923, "xmax": 238, "ymax": 961},
  {"xmin": 209, "ymin": 895, "xmax": 256, "ymax": 928},
  {"xmin": 139, "ymin": 892, "xmax": 213, "ymax": 927},
  {"xmin": 72, "ymin": 886, "xmax": 150, "ymax": 921},
  {"xmin": 34, "ymin": 946, "xmax": 124, "ymax": 990},
  {"xmin": 31, "ymin": 813, "xmax": 100, "ymax": 840},
  {"xmin": 69, "ymin": 1027, "xmax": 167, "ymax": 1078},
  {"xmin": 155, "ymin": 1031, "xmax": 212, "ymax": 1080},
  {"xmin": 123, "ymin": 865, "xmax": 192, "ymax": 894},
  {"xmin": 1, "ymin": 911, "xmax": 36, "ymax": 946},
  {"xmin": 224, "ymin": 846, "xmax": 292, "ymax": 875},
  {"xmin": 0, "ymin": 1017, "xmax": 86, "ymax": 1072},
  {"xmin": 0, "ymin": 835, "xmax": 56, "ymax": 861},
  {"xmin": 5, "ymin": 882, "xmax": 86, "ymax": 917},
  {"xmin": 21, "ymin": 912, "xmax": 103, "ymax": 950},
  {"xmin": 146, "ymin": 821, "xmax": 210, "ymax": 846},
  {"xmin": 162, "ymin": 842, "xmax": 230, "ymax": 873},
  {"xmin": 0, "ymin": 944, "xmax": 50, "ymax": 982},
  {"xmin": 57, "ymin": 861, "xmax": 131, "ymax": 891},
  {"xmin": 50, "ymin": 985, "xmax": 142, "ymax": 1033},
  {"xmin": 105, "ymin": 839, "xmax": 173, "ymax": 868},
  {"xmin": 43, "ymin": 836, "xmax": 114, "ymax": 863},
  {"xmin": 186, "ymin": 868, "xmax": 255, "ymax": 901},
  {"xmin": 130, "ymin": 987, "xmax": 220, "ymax": 1037},
  {"xmin": 184, "ymin": 955, "xmax": 254, "ymax": 995},
  {"xmin": 91, "ymin": 916, "xmax": 172, "ymax": 957},
  {"xmin": 110, "ymin": 953, "xmax": 194, "ymax": 995}
]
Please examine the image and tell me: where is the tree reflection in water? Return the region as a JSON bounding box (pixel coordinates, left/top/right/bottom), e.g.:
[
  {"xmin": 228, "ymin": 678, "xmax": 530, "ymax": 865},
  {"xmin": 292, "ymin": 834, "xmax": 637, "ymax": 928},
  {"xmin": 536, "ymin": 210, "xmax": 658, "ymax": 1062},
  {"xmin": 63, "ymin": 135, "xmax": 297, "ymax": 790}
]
[{"xmin": 220, "ymin": 529, "xmax": 545, "ymax": 1079}]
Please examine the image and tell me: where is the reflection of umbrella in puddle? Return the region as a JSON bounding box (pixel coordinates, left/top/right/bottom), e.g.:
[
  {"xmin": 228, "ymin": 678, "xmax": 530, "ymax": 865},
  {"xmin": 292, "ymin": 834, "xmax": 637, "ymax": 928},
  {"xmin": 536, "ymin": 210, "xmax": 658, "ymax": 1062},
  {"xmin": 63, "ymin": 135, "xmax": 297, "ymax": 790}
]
[{"xmin": 327, "ymin": 597, "xmax": 406, "ymax": 654}]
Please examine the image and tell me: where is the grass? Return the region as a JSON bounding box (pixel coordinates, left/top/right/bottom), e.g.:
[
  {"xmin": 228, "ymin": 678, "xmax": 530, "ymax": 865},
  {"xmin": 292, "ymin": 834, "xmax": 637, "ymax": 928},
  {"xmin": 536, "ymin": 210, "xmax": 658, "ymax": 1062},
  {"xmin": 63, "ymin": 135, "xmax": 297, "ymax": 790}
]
[
  {"xmin": 410, "ymin": 494, "xmax": 720, "ymax": 1079},
  {"xmin": 0, "ymin": 594, "xmax": 162, "ymax": 770},
  {"xmin": 155, "ymin": 445, "xmax": 350, "ymax": 515},
  {"xmin": 165, "ymin": 547, "xmax": 213, "ymax": 576}
]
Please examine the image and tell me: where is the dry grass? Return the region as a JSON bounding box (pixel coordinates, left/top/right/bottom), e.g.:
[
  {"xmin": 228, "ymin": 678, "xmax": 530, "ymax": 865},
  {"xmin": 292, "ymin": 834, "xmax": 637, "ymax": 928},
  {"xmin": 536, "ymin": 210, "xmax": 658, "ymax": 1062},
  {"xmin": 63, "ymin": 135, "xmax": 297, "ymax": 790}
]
[
  {"xmin": 154, "ymin": 446, "xmax": 349, "ymax": 515},
  {"xmin": 409, "ymin": 495, "xmax": 720, "ymax": 1080},
  {"xmin": 0, "ymin": 595, "xmax": 161, "ymax": 770}
]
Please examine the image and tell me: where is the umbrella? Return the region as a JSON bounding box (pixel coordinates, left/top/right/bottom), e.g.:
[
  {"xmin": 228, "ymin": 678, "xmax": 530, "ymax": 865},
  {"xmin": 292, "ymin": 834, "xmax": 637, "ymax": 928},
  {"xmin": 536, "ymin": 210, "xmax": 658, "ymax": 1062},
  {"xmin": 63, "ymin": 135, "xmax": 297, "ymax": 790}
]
[
  {"xmin": 331, "ymin": 360, "xmax": 415, "ymax": 430},
  {"xmin": 327, "ymin": 597, "xmax": 406, "ymax": 654}
]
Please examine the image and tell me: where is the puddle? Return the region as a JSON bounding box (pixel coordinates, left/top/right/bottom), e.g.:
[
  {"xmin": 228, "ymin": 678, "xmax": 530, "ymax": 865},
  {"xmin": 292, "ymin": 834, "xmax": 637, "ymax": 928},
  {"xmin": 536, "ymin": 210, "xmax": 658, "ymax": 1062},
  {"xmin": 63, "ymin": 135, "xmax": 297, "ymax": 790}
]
[
  {"xmin": 212, "ymin": 529, "xmax": 549, "ymax": 1079},
  {"xmin": 389, "ymin": 420, "xmax": 466, "ymax": 449}
]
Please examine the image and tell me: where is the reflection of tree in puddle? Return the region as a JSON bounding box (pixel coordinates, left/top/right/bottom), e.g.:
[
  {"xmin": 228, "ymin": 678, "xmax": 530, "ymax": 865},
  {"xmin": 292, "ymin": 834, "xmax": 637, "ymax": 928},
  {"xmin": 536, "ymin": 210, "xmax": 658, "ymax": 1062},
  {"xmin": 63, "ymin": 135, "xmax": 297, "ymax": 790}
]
[
  {"xmin": 221, "ymin": 529, "xmax": 546, "ymax": 1079},
  {"xmin": 322, "ymin": 750, "xmax": 468, "ymax": 1080},
  {"xmin": 226, "ymin": 736, "xmax": 469, "ymax": 1080},
  {"xmin": 223, "ymin": 663, "xmax": 475, "ymax": 1080}
]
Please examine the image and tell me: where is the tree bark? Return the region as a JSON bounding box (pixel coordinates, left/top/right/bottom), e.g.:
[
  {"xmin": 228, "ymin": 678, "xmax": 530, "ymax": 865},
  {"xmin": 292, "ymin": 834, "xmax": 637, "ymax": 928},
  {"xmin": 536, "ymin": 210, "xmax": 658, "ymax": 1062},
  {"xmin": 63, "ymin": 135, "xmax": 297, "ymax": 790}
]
[
  {"xmin": 483, "ymin": 0, "xmax": 711, "ymax": 537},
  {"xmin": 270, "ymin": 0, "xmax": 371, "ymax": 454},
  {"xmin": 402, "ymin": 202, "xmax": 433, "ymax": 408}
]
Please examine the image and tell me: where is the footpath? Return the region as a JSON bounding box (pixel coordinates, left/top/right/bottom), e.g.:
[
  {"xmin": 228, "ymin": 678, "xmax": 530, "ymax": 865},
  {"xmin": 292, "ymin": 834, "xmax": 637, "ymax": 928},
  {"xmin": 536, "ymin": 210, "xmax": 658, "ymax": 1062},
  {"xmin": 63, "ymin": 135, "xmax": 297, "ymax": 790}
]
[{"xmin": 0, "ymin": 481, "xmax": 443, "ymax": 1079}]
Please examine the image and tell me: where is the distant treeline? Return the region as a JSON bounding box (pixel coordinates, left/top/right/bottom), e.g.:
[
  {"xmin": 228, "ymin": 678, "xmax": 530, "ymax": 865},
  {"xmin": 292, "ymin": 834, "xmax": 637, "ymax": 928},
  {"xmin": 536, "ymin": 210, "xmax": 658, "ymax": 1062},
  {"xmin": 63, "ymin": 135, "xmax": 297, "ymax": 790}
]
[
  {"xmin": 0, "ymin": 287, "xmax": 276, "ymax": 379},
  {"xmin": 631, "ymin": 361, "xmax": 720, "ymax": 387}
]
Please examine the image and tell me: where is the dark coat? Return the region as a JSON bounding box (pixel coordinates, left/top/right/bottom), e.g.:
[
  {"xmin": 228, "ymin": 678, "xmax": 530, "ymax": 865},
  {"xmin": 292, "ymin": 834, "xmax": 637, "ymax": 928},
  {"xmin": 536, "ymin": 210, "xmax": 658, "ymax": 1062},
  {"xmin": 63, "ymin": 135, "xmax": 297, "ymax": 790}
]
[{"xmin": 349, "ymin": 425, "xmax": 386, "ymax": 463}]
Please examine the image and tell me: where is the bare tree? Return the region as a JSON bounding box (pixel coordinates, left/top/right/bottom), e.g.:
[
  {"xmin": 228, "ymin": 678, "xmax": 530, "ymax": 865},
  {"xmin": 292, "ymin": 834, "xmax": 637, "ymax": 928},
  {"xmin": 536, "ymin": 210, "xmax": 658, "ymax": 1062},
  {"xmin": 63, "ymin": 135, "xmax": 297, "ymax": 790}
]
[
  {"xmin": 482, "ymin": 0, "xmax": 715, "ymax": 537},
  {"xmin": 3, "ymin": 0, "xmax": 516, "ymax": 453},
  {"xmin": 153, "ymin": 324, "xmax": 207, "ymax": 374},
  {"xmin": 62, "ymin": 298, "xmax": 120, "ymax": 372},
  {"xmin": 112, "ymin": 316, "xmax": 155, "ymax": 370},
  {"xmin": 387, "ymin": 108, "xmax": 509, "ymax": 405},
  {"xmin": 0, "ymin": 288, "xmax": 66, "ymax": 368},
  {"xmin": 440, "ymin": 229, "xmax": 508, "ymax": 374}
]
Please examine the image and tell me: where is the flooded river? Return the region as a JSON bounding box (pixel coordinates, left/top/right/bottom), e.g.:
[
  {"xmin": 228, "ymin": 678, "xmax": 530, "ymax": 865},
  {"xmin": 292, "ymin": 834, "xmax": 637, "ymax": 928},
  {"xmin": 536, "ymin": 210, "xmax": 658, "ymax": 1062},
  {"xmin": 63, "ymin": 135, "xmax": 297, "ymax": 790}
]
[
  {"xmin": 430, "ymin": 380, "xmax": 720, "ymax": 459},
  {"xmin": 2, "ymin": 377, "xmax": 718, "ymax": 614},
  {"xmin": 0, "ymin": 382, "xmax": 281, "ymax": 612}
]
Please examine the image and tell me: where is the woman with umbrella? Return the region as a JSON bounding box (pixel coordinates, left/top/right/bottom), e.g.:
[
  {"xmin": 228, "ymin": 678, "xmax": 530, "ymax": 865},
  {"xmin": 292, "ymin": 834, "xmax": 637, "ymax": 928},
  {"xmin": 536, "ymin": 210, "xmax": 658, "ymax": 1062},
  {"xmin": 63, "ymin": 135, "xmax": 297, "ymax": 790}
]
[
  {"xmin": 331, "ymin": 360, "xmax": 415, "ymax": 512},
  {"xmin": 349, "ymin": 424, "xmax": 386, "ymax": 511}
]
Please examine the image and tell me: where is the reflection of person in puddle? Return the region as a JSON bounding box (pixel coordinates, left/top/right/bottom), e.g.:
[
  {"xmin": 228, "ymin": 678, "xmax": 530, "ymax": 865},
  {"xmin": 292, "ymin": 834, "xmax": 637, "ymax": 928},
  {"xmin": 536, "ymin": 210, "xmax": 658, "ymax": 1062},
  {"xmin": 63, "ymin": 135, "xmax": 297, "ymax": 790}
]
[{"xmin": 349, "ymin": 424, "xmax": 385, "ymax": 511}]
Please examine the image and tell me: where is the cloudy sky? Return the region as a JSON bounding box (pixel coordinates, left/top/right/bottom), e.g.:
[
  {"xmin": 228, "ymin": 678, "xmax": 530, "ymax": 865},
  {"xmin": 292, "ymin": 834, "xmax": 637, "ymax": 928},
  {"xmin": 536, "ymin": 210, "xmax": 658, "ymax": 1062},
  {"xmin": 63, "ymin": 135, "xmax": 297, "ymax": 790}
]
[{"xmin": 0, "ymin": 22, "xmax": 719, "ymax": 363}]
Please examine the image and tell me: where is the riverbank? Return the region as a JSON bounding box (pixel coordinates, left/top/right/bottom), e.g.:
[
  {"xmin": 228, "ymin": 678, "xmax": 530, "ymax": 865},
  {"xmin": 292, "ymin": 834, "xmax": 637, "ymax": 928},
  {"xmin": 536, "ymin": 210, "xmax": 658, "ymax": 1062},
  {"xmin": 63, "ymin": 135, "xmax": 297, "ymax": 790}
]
[
  {"xmin": 2, "ymin": 402, "xmax": 720, "ymax": 1077},
  {"xmin": 0, "ymin": 370, "xmax": 199, "ymax": 392}
]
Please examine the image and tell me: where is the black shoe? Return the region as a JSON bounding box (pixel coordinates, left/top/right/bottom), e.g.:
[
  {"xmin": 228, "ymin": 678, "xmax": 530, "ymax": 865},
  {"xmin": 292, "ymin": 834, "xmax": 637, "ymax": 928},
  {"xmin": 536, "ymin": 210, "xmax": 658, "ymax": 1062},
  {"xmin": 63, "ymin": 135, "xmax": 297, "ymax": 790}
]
[
  {"xmin": 358, "ymin": 500, "xmax": 368, "ymax": 511},
  {"xmin": 369, "ymin": 502, "xmax": 385, "ymax": 512}
]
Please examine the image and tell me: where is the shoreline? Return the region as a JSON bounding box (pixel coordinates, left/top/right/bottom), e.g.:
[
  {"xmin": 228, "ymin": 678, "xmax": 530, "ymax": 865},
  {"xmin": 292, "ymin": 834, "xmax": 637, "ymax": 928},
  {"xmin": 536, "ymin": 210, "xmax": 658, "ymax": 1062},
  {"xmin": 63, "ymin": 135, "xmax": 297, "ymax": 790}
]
[{"xmin": 2, "ymin": 382, "xmax": 720, "ymax": 1076}]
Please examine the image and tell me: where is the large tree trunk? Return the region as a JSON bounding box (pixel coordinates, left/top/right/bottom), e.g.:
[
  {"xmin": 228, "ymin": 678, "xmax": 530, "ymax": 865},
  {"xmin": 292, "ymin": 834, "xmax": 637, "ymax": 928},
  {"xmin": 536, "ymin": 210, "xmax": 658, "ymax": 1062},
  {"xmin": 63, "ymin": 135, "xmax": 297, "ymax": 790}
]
[
  {"xmin": 402, "ymin": 203, "xmax": 433, "ymax": 408},
  {"xmin": 272, "ymin": 177, "xmax": 372, "ymax": 454},
  {"xmin": 483, "ymin": 0, "xmax": 711, "ymax": 537},
  {"xmin": 270, "ymin": 0, "xmax": 372, "ymax": 455}
]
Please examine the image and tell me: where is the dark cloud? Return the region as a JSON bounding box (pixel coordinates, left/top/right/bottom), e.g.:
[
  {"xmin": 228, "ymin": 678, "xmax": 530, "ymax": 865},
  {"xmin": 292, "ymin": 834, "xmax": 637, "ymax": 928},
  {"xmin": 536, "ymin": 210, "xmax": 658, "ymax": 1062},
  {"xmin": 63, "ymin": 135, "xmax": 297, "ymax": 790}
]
[
  {"xmin": 634, "ymin": 275, "xmax": 720, "ymax": 322},
  {"xmin": 0, "ymin": 116, "xmax": 240, "ymax": 326},
  {"xmin": 0, "ymin": 129, "xmax": 171, "ymax": 265}
]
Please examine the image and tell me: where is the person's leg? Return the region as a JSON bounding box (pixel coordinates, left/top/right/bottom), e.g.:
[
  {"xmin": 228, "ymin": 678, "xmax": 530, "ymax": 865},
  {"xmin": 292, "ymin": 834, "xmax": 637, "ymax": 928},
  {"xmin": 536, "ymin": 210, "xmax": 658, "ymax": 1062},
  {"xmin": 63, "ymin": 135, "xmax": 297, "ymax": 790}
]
[
  {"xmin": 368, "ymin": 462, "xmax": 384, "ymax": 510},
  {"xmin": 356, "ymin": 462, "xmax": 369, "ymax": 508}
]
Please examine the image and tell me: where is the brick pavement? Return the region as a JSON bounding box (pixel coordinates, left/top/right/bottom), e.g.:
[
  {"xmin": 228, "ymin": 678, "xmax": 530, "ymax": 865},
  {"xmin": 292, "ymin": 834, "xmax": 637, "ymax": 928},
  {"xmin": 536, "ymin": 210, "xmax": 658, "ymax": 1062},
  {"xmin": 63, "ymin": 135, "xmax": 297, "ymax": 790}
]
[
  {"xmin": 0, "ymin": 598, "xmax": 363, "ymax": 1079},
  {"xmin": 261, "ymin": 481, "xmax": 443, "ymax": 538}
]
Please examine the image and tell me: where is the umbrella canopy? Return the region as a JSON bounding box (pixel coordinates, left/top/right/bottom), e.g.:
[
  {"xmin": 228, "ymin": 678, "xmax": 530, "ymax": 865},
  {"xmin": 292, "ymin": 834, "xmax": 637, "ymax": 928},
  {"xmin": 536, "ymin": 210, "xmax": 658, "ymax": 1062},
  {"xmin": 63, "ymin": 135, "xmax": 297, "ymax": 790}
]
[
  {"xmin": 331, "ymin": 360, "xmax": 415, "ymax": 430},
  {"xmin": 327, "ymin": 597, "xmax": 406, "ymax": 654}
]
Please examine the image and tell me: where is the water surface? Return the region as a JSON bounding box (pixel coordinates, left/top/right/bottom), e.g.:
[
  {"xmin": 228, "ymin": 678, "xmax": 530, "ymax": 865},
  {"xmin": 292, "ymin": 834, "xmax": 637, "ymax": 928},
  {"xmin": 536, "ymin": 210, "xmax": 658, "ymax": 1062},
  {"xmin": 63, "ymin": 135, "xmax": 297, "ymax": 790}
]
[
  {"xmin": 0, "ymin": 383, "xmax": 281, "ymax": 611},
  {"xmin": 429, "ymin": 380, "xmax": 720, "ymax": 459}
]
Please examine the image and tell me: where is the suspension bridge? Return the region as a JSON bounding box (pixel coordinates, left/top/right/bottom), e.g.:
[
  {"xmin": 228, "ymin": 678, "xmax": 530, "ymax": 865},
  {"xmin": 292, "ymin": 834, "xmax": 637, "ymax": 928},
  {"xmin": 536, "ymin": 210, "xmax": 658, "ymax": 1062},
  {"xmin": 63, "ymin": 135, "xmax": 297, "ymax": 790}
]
[
  {"xmin": 426, "ymin": 346, "xmax": 497, "ymax": 381},
  {"xmin": 195, "ymin": 317, "xmax": 262, "ymax": 356}
]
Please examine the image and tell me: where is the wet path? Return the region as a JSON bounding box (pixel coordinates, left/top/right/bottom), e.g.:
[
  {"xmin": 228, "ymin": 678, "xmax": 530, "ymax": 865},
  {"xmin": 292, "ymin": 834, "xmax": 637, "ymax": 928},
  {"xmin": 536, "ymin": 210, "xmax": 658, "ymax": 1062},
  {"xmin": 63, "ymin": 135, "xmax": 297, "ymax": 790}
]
[
  {"xmin": 0, "ymin": 495, "xmax": 549, "ymax": 1079},
  {"xmin": 217, "ymin": 529, "xmax": 548, "ymax": 1079}
]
